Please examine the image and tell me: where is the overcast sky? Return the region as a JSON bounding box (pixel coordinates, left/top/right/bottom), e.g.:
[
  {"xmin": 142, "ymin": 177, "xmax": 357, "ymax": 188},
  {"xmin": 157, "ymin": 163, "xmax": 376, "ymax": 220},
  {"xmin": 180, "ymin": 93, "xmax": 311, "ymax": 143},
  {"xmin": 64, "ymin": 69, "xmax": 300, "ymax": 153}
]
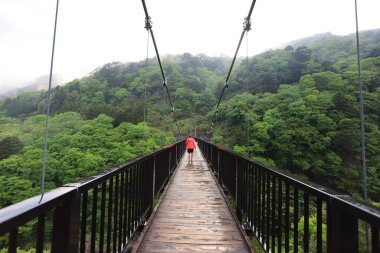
[{"xmin": 0, "ymin": 0, "xmax": 379, "ymax": 93}]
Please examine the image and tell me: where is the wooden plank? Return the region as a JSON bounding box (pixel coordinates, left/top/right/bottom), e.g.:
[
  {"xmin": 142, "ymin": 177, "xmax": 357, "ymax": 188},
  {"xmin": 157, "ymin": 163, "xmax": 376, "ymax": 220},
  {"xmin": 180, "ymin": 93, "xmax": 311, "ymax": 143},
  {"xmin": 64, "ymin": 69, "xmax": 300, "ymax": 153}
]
[
  {"xmin": 153, "ymin": 213, "xmax": 233, "ymax": 220},
  {"xmin": 137, "ymin": 241, "xmax": 250, "ymax": 253},
  {"xmin": 142, "ymin": 233, "xmax": 244, "ymax": 244},
  {"xmin": 146, "ymin": 226, "xmax": 241, "ymax": 236},
  {"xmin": 134, "ymin": 148, "xmax": 252, "ymax": 253}
]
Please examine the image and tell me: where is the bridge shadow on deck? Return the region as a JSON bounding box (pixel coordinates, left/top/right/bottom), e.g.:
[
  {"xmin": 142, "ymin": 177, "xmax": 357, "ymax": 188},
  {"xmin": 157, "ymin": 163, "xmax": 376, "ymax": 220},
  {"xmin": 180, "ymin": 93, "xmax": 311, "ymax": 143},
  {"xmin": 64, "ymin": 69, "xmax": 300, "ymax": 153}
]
[{"xmin": 133, "ymin": 148, "xmax": 253, "ymax": 253}]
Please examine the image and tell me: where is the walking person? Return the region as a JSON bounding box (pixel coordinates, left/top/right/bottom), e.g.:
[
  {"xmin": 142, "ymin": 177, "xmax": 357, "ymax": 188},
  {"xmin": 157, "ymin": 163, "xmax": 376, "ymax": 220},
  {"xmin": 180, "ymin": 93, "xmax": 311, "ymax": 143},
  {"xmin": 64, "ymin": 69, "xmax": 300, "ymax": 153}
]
[{"xmin": 186, "ymin": 135, "xmax": 196, "ymax": 163}]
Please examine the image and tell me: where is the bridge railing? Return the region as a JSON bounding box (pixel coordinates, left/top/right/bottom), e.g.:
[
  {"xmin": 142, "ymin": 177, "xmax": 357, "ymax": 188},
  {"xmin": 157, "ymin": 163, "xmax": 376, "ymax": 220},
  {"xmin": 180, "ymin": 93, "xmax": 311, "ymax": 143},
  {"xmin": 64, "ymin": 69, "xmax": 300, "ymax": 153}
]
[
  {"xmin": 197, "ymin": 138, "xmax": 380, "ymax": 253},
  {"xmin": 0, "ymin": 140, "xmax": 185, "ymax": 253}
]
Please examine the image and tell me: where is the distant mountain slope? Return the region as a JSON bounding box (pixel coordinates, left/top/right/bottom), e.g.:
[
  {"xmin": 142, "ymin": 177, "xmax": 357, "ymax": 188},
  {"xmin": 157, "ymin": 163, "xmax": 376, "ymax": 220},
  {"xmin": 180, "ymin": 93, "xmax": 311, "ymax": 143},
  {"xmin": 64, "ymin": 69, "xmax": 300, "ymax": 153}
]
[
  {"xmin": 285, "ymin": 29, "xmax": 380, "ymax": 61},
  {"xmin": 0, "ymin": 75, "xmax": 61, "ymax": 97}
]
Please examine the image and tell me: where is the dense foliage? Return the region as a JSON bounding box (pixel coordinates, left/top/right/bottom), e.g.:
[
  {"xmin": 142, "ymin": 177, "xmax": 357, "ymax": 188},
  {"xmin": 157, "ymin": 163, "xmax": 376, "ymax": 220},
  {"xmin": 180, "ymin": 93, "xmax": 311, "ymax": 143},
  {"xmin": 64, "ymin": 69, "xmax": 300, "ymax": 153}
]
[
  {"xmin": 0, "ymin": 29, "xmax": 379, "ymax": 211},
  {"xmin": 0, "ymin": 113, "xmax": 174, "ymax": 207}
]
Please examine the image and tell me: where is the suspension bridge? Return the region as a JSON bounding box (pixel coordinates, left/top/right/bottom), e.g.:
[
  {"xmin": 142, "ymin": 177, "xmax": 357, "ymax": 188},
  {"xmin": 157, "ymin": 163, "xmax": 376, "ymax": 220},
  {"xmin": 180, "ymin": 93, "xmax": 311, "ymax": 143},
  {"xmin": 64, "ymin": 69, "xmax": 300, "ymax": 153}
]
[{"xmin": 0, "ymin": 0, "xmax": 379, "ymax": 252}]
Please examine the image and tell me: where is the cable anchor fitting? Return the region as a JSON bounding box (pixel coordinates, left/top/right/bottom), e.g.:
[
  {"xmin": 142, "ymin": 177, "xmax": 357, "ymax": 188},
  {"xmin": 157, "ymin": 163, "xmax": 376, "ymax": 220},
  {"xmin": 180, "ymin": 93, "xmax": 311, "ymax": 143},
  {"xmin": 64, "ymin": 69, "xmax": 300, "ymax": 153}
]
[
  {"xmin": 144, "ymin": 16, "xmax": 152, "ymax": 30},
  {"xmin": 243, "ymin": 17, "xmax": 251, "ymax": 32},
  {"xmin": 224, "ymin": 81, "xmax": 229, "ymax": 89},
  {"xmin": 162, "ymin": 79, "xmax": 167, "ymax": 87}
]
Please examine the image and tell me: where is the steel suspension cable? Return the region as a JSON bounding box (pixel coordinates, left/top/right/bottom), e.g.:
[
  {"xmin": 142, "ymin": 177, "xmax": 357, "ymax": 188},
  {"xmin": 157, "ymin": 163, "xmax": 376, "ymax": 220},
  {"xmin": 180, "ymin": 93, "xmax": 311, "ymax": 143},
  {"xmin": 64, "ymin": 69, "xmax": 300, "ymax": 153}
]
[
  {"xmin": 142, "ymin": 29, "xmax": 150, "ymax": 141},
  {"xmin": 208, "ymin": 0, "xmax": 256, "ymax": 133},
  {"xmin": 354, "ymin": 0, "xmax": 369, "ymax": 250},
  {"xmin": 39, "ymin": 0, "xmax": 60, "ymax": 203},
  {"xmin": 246, "ymin": 32, "xmax": 250, "ymax": 159},
  {"xmin": 141, "ymin": 0, "xmax": 180, "ymax": 134},
  {"xmin": 225, "ymin": 86, "xmax": 228, "ymax": 131},
  {"xmin": 354, "ymin": 0, "xmax": 367, "ymax": 205},
  {"xmin": 144, "ymin": 30, "xmax": 150, "ymax": 123}
]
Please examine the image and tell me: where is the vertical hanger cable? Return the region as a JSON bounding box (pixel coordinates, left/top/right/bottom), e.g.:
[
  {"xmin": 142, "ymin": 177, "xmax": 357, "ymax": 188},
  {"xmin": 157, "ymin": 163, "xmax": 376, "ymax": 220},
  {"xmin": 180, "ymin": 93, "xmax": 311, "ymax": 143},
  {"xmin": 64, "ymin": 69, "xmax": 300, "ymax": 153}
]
[{"xmin": 39, "ymin": 0, "xmax": 60, "ymax": 203}]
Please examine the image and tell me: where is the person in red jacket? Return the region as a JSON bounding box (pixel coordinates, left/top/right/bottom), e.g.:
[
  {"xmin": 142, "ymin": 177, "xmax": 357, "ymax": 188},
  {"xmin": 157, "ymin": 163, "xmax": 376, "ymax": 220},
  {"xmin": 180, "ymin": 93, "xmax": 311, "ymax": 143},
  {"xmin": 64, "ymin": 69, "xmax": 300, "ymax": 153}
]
[{"xmin": 186, "ymin": 135, "xmax": 196, "ymax": 163}]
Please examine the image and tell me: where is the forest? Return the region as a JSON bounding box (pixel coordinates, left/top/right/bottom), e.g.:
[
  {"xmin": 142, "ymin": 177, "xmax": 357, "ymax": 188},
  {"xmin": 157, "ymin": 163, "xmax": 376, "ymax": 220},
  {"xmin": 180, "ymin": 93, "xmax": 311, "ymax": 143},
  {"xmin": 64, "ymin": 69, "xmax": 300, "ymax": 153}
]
[{"xmin": 0, "ymin": 29, "xmax": 379, "ymax": 211}]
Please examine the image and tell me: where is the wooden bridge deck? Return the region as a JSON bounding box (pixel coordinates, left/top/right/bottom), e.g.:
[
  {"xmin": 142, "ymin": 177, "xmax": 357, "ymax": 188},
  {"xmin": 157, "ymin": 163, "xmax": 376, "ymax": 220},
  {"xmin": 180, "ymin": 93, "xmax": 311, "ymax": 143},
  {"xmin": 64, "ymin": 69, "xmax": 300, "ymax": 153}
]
[{"xmin": 134, "ymin": 148, "xmax": 252, "ymax": 253}]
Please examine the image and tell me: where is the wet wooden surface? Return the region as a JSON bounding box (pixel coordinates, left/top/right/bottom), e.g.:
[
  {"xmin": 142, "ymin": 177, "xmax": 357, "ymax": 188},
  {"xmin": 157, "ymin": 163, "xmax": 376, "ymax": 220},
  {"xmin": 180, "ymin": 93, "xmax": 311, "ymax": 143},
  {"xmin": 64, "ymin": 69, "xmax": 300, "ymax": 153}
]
[{"xmin": 134, "ymin": 148, "xmax": 252, "ymax": 253}]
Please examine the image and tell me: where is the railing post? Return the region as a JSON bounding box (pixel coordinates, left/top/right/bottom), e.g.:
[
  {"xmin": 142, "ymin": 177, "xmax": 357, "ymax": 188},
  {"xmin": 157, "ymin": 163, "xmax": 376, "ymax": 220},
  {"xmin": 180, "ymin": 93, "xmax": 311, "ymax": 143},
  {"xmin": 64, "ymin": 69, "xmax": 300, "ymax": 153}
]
[
  {"xmin": 327, "ymin": 199, "xmax": 358, "ymax": 253},
  {"xmin": 9, "ymin": 229, "xmax": 18, "ymax": 253},
  {"xmin": 51, "ymin": 190, "xmax": 80, "ymax": 253}
]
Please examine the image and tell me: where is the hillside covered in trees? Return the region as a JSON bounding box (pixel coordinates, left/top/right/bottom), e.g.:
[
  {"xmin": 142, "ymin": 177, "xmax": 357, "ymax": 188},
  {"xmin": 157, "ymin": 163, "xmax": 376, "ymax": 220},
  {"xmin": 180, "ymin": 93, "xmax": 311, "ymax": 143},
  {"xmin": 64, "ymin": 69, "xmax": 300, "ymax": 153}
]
[{"xmin": 0, "ymin": 29, "xmax": 379, "ymax": 208}]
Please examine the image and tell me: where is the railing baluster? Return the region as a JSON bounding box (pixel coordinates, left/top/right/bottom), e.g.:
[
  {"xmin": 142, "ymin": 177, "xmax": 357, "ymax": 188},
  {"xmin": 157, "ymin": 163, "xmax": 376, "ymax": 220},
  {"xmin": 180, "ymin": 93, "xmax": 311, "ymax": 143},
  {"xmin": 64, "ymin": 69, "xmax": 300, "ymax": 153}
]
[
  {"xmin": 128, "ymin": 167, "xmax": 134, "ymax": 239},
  {"xmin": 123, "ymin": 170, "xmax": 129, "ymax": 245},
  {"xmin": 246, "ymin": 162, "xmax": 249, "ymax": 217},
  {"xmin": 139, "ymin": 164, "xmax": 143, "ymax": 221},
  {"xmin": 304, "ymin": 192, "xmax": 309, "ymax": 253},
  {"xmin": 256, "ymin": 165, "xmax": 260, "ymax": 236},
  {"xmin": 142, "ymin": 162, "xmax": 147, "ymax": 214},
  {"xmin": 132, "ymin": 166, "xmax": 137, "ymax": 232},
  {"xmin": 80, "ymin": 191, "xmax": 88, "ymax": 253},
  {"xmin": 243, "ymin": 161, "xmax": 246, "ymax": 215},
  {"xmin": 36, "ymin": 214, "xmax": 45, "ymax": 253},
  {"xmin": 90, "ymin": 186, "xmax": 98, "ymax": 253},
  {"xmin": 208, "ymin": 146, "xmax": 213, "ymax": 164},
  {"xmin": 278, "ymin": 180, "xmax": 283, "ymax": 253},
  {"xmin": 261, "ymin": 170, "xmax": 265, "ymax": 245},
  {"xmin": 142, "ymin": 161, "xmax": 145, "ymax": 213},
  {"xmin": 217, "ymin": 149, "xmax": 220, "ymax": 180},
  {"xmin": 271, "ymin": 175, "xmax": 276, "ymax": 253},
  {"xmin": 317, "ymin": 197, "xmax": 322, "ymax": 253},
  {"xmin": 253, "ymin": 164, "xmax": 258, "ymax": 234},
  {"xmin": 107, "ymin": 177, "xmax": 113, "ymax": 253},
  {"xmin": 113, "ymin": 174, "xmax": 119, "ymax": 253},
  {"xmin": 99, "ymin": 182, "xmax": 106, "ymax": 253},
  {"xmin": 9, "ymin": 228, "xmax": 18, "ymax": 253},
  {"xmin": 146, "ymin": 159, "xmax": 151, "ymax": 211},
  {"xmin": 118, "ymin": 171, "xmax": 124, "ymax": 252},
  {"xmin": 236, "ymin": 158, "xmax": 241, "ymax": 222},
  {"xmin": 294, "ymin": 188, "xmax": 299, "ymax": 253},
  {"xmin": 285, "ymin": 183, "xmax": 290, "ymax": 253},
  {"xmin": 127, "ymin": 168, "xmax": 132, "ymax": 240},
  {"xmin": 168, "ymin": 150, "xmax": 172, "ymax": 175},
  {"xmin": 249, "ymin": 163, "xmax": 254, "ymax": 228},
  {"xmin": 266, "ymin": 172, "xmax": 270, "ymax": 252},
  {"xmin": 175, "ymin": 145, "xmax": 178, "ymax": 165},
  {"xmin": 135, "ymin": 165, "xmax": 140, "ymax": 229},
  {"xmin": 136, "ymin": 164, "xmax": 141, "ymax": 226}
]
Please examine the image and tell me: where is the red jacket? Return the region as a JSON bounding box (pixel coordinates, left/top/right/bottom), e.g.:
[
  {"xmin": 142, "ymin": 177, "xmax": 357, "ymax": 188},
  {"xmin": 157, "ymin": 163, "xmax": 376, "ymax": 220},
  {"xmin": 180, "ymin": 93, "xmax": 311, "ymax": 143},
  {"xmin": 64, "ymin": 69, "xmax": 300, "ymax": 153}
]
[{"xmin": 186, "ymin": 137, "xmax": 196, "ymax": 149}]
